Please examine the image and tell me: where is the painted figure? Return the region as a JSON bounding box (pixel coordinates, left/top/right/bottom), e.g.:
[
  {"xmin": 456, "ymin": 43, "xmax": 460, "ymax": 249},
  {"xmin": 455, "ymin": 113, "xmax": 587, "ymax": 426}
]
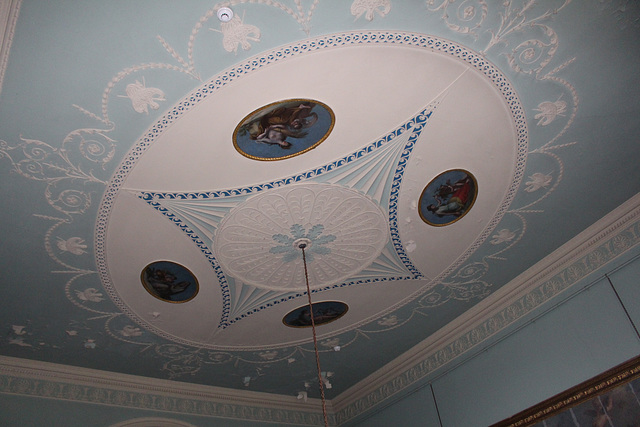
[
  {"xmin": 240, "ymin": 102, "xmax": 319, "ymax": 149},
  {"xmin": 234, "ymin": 98, "xmax": 334, "ymax": 161},
  {"xmin": 427, "ymin": 176, "xmax": 473, "ymax": 217},
  {"xmin": 144, "ymin": 267, "xmax": 190, "ymax": 300},
  {"xmin": 284, "ymin": 301, "xmax": 348, "ymax": 327}
]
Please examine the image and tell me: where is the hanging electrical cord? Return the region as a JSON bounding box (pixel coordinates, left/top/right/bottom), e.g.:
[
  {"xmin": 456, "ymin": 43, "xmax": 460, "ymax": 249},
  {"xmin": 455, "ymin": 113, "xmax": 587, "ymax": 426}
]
[{"xmin": 299, "ymin": 243, "xmax": 329, "ymax": 427}]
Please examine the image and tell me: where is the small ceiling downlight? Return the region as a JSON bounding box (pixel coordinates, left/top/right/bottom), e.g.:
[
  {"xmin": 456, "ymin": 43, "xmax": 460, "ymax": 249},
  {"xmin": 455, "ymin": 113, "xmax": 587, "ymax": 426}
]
[{"xmin": 217, "ymin": 7, "xmax": 233, "ymax": 22}]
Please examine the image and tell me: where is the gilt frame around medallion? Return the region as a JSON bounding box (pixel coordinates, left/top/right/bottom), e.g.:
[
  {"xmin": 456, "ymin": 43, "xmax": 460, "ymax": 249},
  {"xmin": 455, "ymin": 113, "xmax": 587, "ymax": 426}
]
[
  {"xmin": 491, "ymin": 355, "xmax": 640, "ymax": 427},
  {"xmin": 232, "ymin": 98, "xmax": 335, "ymax": 161}
]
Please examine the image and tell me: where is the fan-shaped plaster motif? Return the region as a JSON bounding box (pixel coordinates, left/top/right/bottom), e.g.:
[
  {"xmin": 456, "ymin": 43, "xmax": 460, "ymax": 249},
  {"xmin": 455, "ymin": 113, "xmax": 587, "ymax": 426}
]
[{"xmin": 214, "ymin": 184, "xmax": 388, "ymax": 291}]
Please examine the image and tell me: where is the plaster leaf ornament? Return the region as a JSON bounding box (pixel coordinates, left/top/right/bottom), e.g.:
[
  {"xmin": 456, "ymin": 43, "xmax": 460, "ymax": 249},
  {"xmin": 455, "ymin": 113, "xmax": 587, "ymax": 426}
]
[
  {"xmin": 75, "ymin": 288, "xmax": 105, "ymax": 303},
  {"xmin": 162, "ymin": 353, "xmax": 204, "ymax": 378},
  {"xmin": 122, "ymin": 78, "xmax": 166, "ymax": 114},
  {"xmin": 599, "ymin": 0, "xmax": 640, "ymax": 30},
  {"xmin": 212, "ymin": 14, "xmax": 261, "ymax": 54},
  {"xmin": 405, "ymin": 240, "xmax": 417, "ymax": 253},
  {"xmin": 84, "ymin": 339, "xmax": 96, "ymax": 349},
  {"xmin": 351, "ymin": 0, "xmax": 391, "ymax": 21},
  {"xmin": 65, "ymin": 330, "xmax": 78, "ymax": 336},
  {"xmin": 56, "ymin": 237, "xmax": 88, "ymax": 255},
  {"xmin": 426, "ymin": 0, "xmax": 488, "ymax": 37},
  {"xmin": 0, "ymin": 134, "xmax": 110, "ymax": 215},
  {"xmin": 207, "ymin": 352, "xmax": 232, "ymax": 364},
  {"xmin": 490, "ymin": 228, "xmax": 517, "ymax": 245},
  {"xmin": 258, "ymin": 350, "xmax": 278, "ymax": 361},
  {"xmin": 534, "ymin": 97, "xmax": 567, "ymax": 126},
  {"xmin": 378, "ymin": 315, "xmax": 399, "ymax": 326},
  {"xmin": 119, "ymin": 325, "xmax": 143, "ymax": 337},
  {"xmin": 9, "ymin": 338, "xmax": 32, "ymax": 347},
  {"xmin": 525, "ymin": 172, "xmax": 553, "ymax": 192},
  {"xmin": 11, "ymin": 325, "xmax": 26, "ymax": 335},
  {"xmin": 321, "ymin": 338, "xmax": 340, "ymax": 348}
]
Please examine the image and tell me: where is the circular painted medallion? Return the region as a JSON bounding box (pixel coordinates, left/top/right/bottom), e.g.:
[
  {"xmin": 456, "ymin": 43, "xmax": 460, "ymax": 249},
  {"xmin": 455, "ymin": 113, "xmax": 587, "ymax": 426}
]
[
  {"xmin": 214, "ymin": 184, "xmax": 388, "ymax": 291},
  {"xmin": 233, "ymin": 99, "xmax": 335, "ymax": 161},
  {"xmin": 140, "ymin": 261, "xmax": 199, "ymax": 303},
  {"xmin": 418, "ymin": 169, "xmax": 478, "ymax": 226},
  {"xmin": 283, "ymin": 301, "xmax": 348, "ymax": 328}
]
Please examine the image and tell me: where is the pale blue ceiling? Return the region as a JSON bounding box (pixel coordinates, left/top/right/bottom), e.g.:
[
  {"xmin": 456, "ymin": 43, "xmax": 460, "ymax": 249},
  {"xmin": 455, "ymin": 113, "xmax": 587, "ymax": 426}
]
[{"xmin": 1, "ymin": 0, "xmax": 639, "ymax": 399}]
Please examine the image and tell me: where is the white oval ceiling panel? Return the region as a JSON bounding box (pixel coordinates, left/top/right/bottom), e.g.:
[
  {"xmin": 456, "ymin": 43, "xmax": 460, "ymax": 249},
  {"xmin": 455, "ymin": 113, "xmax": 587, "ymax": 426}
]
[{"xmin": 97, "ymin": 32, "xmax": 525, "ymax": 350}]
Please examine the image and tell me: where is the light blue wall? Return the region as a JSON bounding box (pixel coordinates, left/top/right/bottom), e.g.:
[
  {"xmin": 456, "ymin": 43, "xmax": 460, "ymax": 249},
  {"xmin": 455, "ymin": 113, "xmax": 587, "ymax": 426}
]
[
  {"xmin": 432, "ymin": 276, "xmax": 640, "ymax": 426},
  {"xmin": 345, "ymin": 385, "xmax": 441, "ymax": 427},
  {"xmin": 350, "ymin": 252, "xmax": 640, "ymax": 427},
  {"xmin": 609, "ymin": 256, "xmax": 640, "ymax": 333}
]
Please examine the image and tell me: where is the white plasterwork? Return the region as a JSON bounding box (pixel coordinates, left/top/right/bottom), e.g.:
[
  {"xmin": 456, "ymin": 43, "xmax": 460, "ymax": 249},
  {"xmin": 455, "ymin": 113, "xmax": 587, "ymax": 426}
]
[
  {"xmin": 0, "ymin": 0, "xmax": 21, "ymax": 99},
  {"xmin": 214, "ymin": 184, "xmax": 389, "ymax": 291},
  {"xmin": 0, "ymin": 355, "xmax": 333, "ymax": 423}
]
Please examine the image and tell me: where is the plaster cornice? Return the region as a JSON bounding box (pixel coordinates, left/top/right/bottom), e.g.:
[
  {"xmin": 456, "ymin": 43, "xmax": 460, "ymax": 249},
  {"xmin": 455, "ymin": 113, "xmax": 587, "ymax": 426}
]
[
  {"xmin": 332, "ymin": 192, "xmax": 640, "ymax": 422},
  {"xmin": 0, "ymin": 355, "xmax": 334, "ymax": 425},
  {"xmin": 0, "ymin": 0, "xmax": 20, "ymax": 99}
]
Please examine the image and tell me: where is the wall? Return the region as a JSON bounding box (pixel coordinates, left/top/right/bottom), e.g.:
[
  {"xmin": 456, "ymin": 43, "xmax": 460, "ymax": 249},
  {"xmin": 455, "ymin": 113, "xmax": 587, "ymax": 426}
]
[{"xmin": 349, "ymin": 250, "xmax": 640, "ymax": 427}]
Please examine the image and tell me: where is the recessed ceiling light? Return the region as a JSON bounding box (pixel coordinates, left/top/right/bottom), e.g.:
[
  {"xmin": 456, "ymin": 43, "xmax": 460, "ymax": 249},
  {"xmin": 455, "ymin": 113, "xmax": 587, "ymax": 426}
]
[{"xmin": 217, "ymin": 7, "xmax": 233, "ymax": 22}]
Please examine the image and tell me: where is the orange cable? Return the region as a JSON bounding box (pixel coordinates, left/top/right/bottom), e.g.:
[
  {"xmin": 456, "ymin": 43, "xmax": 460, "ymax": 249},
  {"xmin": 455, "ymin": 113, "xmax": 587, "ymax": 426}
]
[{"xmin": 301, "ymin": 246, "xmax": 329, "ymax": 427}]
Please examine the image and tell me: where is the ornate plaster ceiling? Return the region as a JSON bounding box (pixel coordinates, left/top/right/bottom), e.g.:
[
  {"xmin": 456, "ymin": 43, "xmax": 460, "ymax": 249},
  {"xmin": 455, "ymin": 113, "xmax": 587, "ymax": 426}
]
[
  {"xmin": 100, "ymin": 38, "xmax": 521, "ymax": 350},
  {"xmin": 1, "ymin": 0, "xmax": 640, "ymax": 423}
]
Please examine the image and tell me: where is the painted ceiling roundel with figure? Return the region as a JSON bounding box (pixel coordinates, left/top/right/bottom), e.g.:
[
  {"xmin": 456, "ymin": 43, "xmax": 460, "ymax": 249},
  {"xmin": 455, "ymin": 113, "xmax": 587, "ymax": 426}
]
[
  {"xmin": 140, "ymin": 261, "xmax": 199, "ymax": 303},
  {"xmin": 233, "ymin": 99, "xmax": 335, "ymax": 161},
  {"xmin": 419, "ymin": 169, "xmax": 478, "ymax": 226}
]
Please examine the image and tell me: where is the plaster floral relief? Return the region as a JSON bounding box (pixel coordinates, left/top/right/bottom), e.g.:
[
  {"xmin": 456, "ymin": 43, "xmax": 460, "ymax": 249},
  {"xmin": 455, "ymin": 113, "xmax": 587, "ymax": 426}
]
[
  {"xmin": 214, "ymin": 185, "xmax": 389, "ymax": 291},
  {"xmin": 120, "ymin": 78, "xmax": 166, "ymax": 114},
  {"xmin": 534, "ymin": 96, "xmax": 567, "ymax": 126},
  {"xmin": 211, "ymin": 13, "xmax": 261, "ymax": 53},
  {"xmin": 525, "ymin": 172, "xmax": 553, "ymax": 192},
  {"xmin": 351, "ymin": 0, "xmax": 392, "ymax": 21},
  {"xmin": 56, "ymin": 236, "xmax": 88, "ymax": 255}
]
